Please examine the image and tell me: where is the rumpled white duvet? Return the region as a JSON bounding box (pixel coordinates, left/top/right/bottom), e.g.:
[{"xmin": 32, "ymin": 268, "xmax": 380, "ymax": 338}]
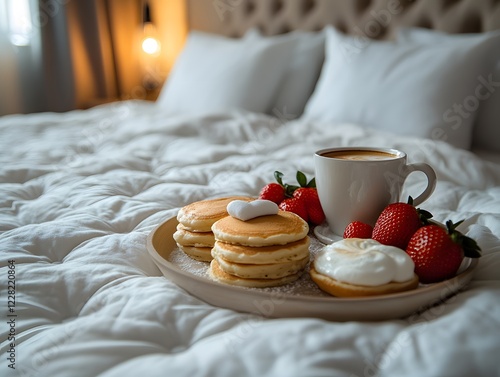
[{"xmin": 1, "ymin": 100, "xmax": 499, "ymax": 377}]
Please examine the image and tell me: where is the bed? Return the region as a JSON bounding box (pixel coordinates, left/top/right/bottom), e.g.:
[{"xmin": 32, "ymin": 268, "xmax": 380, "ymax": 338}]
[{"xmin": 1, "ymin": 0, "xmax": 500, "ymax": 376}]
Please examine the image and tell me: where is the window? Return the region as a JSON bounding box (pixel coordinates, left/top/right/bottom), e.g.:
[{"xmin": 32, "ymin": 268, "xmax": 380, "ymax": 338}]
[{"xmin": 4, "ymin": 0, "xmax": 33, "ymax": 46}]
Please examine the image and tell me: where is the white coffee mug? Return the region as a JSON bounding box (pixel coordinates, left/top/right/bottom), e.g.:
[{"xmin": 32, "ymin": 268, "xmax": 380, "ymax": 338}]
[{"xmin": 314, "ymin": 147, "xmax": 437, "ymax": 236}]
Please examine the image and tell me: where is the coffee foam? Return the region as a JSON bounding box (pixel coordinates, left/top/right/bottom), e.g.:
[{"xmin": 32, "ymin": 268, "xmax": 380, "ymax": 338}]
[{"xmin": 321, "ymin": 150, "xmax": 397, "ymax": 161}]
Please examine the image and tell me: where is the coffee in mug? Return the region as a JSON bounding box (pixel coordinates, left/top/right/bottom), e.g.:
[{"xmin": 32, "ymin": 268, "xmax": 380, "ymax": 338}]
[
  {"xmin": 321, "ymin": 150, "xmax": 397, "ymax": 161},
  {"xmin": 314, "ymin": 147, "xmax": 436, "ymax": 236}
]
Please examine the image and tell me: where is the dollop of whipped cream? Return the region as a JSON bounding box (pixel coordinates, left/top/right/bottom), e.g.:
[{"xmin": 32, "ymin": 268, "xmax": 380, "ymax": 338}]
[
  {"xmin": 227, "ymin": 199, "xmax": 279, "ymax": 221},
  {"xmin": 314, "ymin": 238, "xmax": 415, "ymax": 286}
]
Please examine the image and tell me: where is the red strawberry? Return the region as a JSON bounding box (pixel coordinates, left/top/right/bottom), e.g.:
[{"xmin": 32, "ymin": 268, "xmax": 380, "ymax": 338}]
[
  {"xmin": 343, "ymin": 221, "xmax": 373, "ymax": 239},
  {"xmin": 279, "ymin": 197, "xmax": 308, "ymax": 222},
  {"xmin": 372, "ymin": 196, "xmax": 432, "ymax": 250},
  {"xmin": 307, "ymin": 202, "xmax": 326, "ymax": 226},
  {"xmin": 259, "ymin": 171, "xmax": 287, "ymax": 204},
  {"xmin": 293, "ymin": 187, "xmax": 325, "ymax": 225},
  {"xmin": 406, "ymin": 220, "xmax": 481, "ymax": 284},
  {"xmin": 260, "ymin": 170, "xmax": 325, "ymax": 225},
  {"xmin": 259, "ymin": 183, "xmax": 285, "ymax": 204}
]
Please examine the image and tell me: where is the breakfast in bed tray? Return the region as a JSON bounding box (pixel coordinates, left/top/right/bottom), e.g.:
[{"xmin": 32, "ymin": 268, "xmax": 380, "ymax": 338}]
[{"xmin": 148, "ymin": 159, "xmax": 480, "ymax": 321}]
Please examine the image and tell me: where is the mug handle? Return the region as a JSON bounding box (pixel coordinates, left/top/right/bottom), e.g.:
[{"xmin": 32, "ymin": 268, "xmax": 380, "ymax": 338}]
[{"xmin": 401, "ymin": 163, "xmax": 437, "ymax": 206}]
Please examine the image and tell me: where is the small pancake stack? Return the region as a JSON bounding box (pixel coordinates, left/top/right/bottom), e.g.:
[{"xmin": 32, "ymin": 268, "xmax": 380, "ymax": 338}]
[
  {"xmin": 173, "ymin": 196, "xmax": 253, "ymax": 262},
  {"xmin": 209, "ymin": 210, "xmax": 310, "ymax": 287}
]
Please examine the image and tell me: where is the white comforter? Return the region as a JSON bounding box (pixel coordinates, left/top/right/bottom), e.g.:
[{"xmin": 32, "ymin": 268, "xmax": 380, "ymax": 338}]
[{"xmin": 1, "ymin": 100, "xmax": 500, "ymax": 377}]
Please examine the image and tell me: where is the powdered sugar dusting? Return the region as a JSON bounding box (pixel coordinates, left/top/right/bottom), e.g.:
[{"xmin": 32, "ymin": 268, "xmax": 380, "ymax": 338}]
[
  {"xmin": 169, "ymin": 248, "xmax": 211, "ymax": 278},
  {"xmin": 167, "ymin": 233, "xmax": 330, "ymax": 297}
]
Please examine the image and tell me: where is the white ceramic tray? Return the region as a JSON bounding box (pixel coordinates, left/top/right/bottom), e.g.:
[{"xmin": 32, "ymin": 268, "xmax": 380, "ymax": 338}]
[{"xmin": 146, "ymin": 217, "xmax": 478, "ymax": 322}]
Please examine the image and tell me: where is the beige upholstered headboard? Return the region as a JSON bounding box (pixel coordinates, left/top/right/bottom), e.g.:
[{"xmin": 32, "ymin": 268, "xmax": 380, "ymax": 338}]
[{"xmin": 186, "ymin": 0, "xmax": 500, "ymax": 38}]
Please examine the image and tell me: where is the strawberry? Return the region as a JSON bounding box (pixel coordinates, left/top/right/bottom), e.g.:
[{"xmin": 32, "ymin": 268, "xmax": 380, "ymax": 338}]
[
  {"xmin": 259, "ymin": 183, "xmax": 285, "ymax": 204},
  {"xmin": 406, "ymin": 220, "xmax": 481, "ymax": 284},
  {"xmin": 306, "ymin": 202, "xmax": 326, "ymax": 226},
  {"xmin": 343, "ymin": 221, "xmax": 373, "ymax": 239},
  {"xmin": 279, "ymin": 197, "xmax": 308, "ymax": 222},
  {"xmin": 291, "ymin": 171, "xmax": 325, "ymax": 225},
  {"xmin": 260, "ymin": 170, "xmax": 325, "ymax": 225},
  {"xmin": 259, "ymin": 171, "xmax": 288, "ymax": 204},
  {"xmin": 293, "ymin": 187, "xmax": 325, "ymax": 225},
  {"xmin": 372, "ymin": 196, "xmax": 432, "ymax": 250}
]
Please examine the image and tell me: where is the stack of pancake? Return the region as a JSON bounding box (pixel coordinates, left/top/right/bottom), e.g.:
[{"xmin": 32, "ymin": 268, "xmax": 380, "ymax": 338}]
[
  {"xmin": 209, "ymin": 210, "xmax": 310, "ymax": 287},
  {"xmin": 173, "ymin": 196, "xmax": 252, "ymax": 262}
]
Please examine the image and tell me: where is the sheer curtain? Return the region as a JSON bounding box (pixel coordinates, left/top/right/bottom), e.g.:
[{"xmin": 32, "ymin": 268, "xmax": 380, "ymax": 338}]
[{"xmin": 0, "ymin": 0, "xmax": 45, "ymax": 115}]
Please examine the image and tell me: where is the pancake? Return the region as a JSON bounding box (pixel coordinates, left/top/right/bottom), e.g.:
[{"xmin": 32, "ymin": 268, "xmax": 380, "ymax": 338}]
[
  {"xmin": 209, "ymin": 259, "xmax": 302, "ymax": 288},
  {"xmin": 173, "ymin": 224, "xmax": 215, "ymax": 247},
  {"xmin": 309, "ymin": 266, "xmax": 419, "ymax": 297},
  {"xmin": 213, "ymin": 254, "xmax": 309, "ymax": 279},
  {"xmin": 211, "ymin": 210, "xmax": 309, "ymax": 246},
  {"xmin": 211, "ymin": 238, "xmax": 310, "ymax": 264},
  {"xmin": 176, "ymin": 244, "xmax": 213, "ymax": 262},
  {"xmin": 177, "ymin": 196, "xmax": 253, "ymax": 232}
]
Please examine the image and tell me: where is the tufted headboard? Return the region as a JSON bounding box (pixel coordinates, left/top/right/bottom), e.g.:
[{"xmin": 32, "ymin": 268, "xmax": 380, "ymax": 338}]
[{"xmin": 186, "ymin": 0, "xmax": 500, "ymax": 38}]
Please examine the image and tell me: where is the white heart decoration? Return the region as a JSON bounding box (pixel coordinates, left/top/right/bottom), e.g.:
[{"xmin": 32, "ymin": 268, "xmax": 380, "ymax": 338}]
[{"xmin": 227, "ymin": 200, "xmax": 279, "ymax": 221}]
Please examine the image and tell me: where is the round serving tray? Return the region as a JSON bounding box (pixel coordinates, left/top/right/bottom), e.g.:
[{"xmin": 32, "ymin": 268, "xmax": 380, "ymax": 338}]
[{"xmin": 146, "ymin": 216, "xmax": 478, "ymax": 322}]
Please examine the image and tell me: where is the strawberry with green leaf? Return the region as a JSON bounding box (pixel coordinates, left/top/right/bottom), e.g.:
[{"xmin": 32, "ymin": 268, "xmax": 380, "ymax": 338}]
[
  {"xmin": 259, "ymin": 171, "xmax": 286, "ymax": 204},
  {"xmin": 291, "ymin": 171, "xmax": 325, "ymax": 226},
  {"xmin": 260, "ymin": 170, "xmax": 325, "ymax": 225},
  {"xmin": 372, "ymin": 196, "xmax": 433, "ymax": 250},
  {"xmin": 406, "ymin": 220, "xmax": 481, "ymax": 283}
]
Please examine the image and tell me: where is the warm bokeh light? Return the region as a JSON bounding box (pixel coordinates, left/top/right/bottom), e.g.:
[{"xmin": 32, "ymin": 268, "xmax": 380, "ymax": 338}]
[
  {"xmin": 87, "ymin": 0, "xmax": 187, "ymax": 100},
  {"xmin": 142, "ymin": 36, "xmax": 160, "ymax": 55}
]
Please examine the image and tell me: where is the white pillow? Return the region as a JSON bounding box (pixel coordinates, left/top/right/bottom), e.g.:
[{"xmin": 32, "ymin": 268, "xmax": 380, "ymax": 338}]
[
  {"xmin": 302, "ymin": 26, "xmax": 500, "ymax": 149},
  {"xmin": 398, "ymin": 28, "xmax": 500, "ymax": 153},
  {"xmin": 245, "ymin": 29, "xmax": 325, "ymax": 118},
  {"xmin": 157, "ymin": 30, "xmax": 296, "ymax": 115}
]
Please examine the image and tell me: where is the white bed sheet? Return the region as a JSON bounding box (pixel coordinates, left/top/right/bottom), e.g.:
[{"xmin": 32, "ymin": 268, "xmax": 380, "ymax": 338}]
[{"xmin": 1, "ymin": 100, "xmax": 499, "ymax": 377}]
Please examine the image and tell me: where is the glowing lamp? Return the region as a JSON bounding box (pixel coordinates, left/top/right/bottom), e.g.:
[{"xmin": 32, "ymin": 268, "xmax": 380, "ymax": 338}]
[
  {"xmin": 141, "ymin": 2, "xmax": 161, "ymax": 57},
  {"xmin": 142, "ymin": 36, "xmax": 160, "ymax": 55},
  {"xmin": 139, "ymin": 1, "xmax": 163, "ymax": 92}
]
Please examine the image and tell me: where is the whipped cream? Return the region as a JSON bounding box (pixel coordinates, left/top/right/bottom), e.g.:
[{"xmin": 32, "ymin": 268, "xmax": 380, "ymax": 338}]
[
  {"xmin": 227, "ymin": 199, "xmax": 279, "ymax": 221},
  {"xmin": 314, "ymin": 238, "xmax": 415, "ymax": 286}
]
